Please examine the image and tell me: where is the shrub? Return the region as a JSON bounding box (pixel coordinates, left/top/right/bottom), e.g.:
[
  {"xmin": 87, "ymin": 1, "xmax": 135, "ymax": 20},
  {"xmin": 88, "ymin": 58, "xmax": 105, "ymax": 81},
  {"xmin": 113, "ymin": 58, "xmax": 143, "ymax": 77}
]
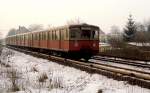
[{"xmin": 38, "ymin": 72, "xmax": 48, "ymax": 82}]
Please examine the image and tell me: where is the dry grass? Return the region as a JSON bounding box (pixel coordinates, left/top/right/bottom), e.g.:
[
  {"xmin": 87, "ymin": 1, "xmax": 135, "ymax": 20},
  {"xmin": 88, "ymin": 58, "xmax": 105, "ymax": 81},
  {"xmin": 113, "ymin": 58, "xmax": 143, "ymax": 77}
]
[
  {"xmin": 48, "ymin": 76, "xmax": 63, "ymax": 90},
  {"xmin": 97, "ymin": 89, "xmax": 103, "ymax": 93},
  {"xmin": 31, "ymin": 66, "xmax": 38, "ymax": 72},
  {"xmin": 7, "ymin": 68, "xmax": 21, "ymax": 92},
  {"xmin": 38, "ymin": 72, "xmax": 48, "ymax": 82}
]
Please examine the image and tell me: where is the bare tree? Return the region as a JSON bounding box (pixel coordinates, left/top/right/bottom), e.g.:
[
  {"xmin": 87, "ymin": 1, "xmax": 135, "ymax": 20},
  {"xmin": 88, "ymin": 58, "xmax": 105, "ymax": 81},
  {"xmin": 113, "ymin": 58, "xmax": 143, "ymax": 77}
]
[
  {"xmin": 28, "ymin": 24, "xmax": 44, "ymax": 31},
  {"xmin": 7, "ymin": 28, "xmax": 17, "ymax": 36},
  {"xmin": 135, "ymin": 22, "xmax": 146, "ymax": 32},
  {"xmin": 107, "ymin": 35, "xmax": 125, "ymax": 48},
  {"xmin": 66, "ymin": 18, "xmax": 84, "ymax": 25},
  {"xmin": 134, "ymin": 31, "xmax": 148, "ymax": 46},
  {"xmin": 110, "ymin": 25, "xmax": 121, "ymax": 35},
  {"xmin": 107, "ymin": 25, "xmax": 125, "ymax": 48}
]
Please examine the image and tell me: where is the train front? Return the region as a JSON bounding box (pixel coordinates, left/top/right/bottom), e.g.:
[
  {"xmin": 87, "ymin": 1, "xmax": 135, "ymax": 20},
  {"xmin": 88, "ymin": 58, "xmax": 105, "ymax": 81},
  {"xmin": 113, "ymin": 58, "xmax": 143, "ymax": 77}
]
[{"xmin": 69, "ymin": 24, "xmax": 99, "ymax": 60}]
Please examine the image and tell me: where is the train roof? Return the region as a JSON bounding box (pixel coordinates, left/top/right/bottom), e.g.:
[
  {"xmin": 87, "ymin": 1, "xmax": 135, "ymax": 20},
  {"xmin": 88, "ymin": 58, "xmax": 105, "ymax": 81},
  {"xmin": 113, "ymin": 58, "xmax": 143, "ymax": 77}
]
[
  {"xmin": 6, "ymin": 23, "xmax": 99, "ymax": 38},
  {"xmin": 69, "ymin": 23, "xmax": 99, "ymax": 29}
]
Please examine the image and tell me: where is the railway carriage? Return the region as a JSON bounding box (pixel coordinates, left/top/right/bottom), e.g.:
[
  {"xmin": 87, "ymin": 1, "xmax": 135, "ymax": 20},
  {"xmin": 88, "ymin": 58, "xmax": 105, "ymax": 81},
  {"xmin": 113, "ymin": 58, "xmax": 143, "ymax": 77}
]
[{"xmin": 6, "ymin": 24, "xmax": 100, "ymax": 60}]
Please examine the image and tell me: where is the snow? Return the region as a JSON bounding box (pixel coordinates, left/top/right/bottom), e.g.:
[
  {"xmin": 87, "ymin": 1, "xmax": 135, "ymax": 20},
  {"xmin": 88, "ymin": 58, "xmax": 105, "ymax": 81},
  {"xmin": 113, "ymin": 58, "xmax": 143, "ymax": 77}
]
[
  {"xmin": 99, "ymin": 43, "xmax": 110, "ymax": 47},
  {"xmin": 0, "ymin": 48, "xmax": 150, "ymax": 93},
  {"xmin": 129, "ymin": 42, "xmax": 150, "ymax": 46}
]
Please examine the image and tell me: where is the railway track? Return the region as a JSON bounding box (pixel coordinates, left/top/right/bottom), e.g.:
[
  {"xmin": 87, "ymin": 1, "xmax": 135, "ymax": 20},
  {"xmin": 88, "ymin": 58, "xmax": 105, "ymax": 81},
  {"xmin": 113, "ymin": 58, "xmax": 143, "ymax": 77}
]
[
  {"xmin": 6, "ymin": 46, "xmax": 150, "ymax": 89},
  {"xmin": 92, "ymin": 56, "xmax": 150, "ymax": 68}
]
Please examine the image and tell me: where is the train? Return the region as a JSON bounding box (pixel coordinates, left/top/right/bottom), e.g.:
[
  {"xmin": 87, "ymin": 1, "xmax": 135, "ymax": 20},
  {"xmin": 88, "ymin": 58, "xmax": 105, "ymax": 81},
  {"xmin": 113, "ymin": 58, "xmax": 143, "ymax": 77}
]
[{"xmin": 6, "ymin": 23, "xmax": 100, "ymax": 60}]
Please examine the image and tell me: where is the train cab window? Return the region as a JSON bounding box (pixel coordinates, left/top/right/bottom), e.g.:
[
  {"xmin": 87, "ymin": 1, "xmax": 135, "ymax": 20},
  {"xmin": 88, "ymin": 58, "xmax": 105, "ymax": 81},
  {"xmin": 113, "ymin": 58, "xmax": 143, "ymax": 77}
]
[
  {"xmin": 92, "ymin": 30, "xmax": 99, "ymax": 40},
  {"xmin": 71, "ymin": 31, "xmax": 76, "ymax": 38},
  {"xmin": 81, "ymin": 30, "xmax": 91, "ymax": 39}
]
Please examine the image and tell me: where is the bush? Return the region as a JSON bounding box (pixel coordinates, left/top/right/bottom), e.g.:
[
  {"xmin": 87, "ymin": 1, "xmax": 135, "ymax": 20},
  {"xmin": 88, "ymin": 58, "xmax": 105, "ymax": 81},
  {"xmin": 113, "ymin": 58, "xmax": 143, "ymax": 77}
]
[
  {"xmin": 38, "ymin": 72, "xmax": 48, "ymax": 82},
  {"xmin": 7, "ymin": 68, "xmax": 21, "ymax": 92}
]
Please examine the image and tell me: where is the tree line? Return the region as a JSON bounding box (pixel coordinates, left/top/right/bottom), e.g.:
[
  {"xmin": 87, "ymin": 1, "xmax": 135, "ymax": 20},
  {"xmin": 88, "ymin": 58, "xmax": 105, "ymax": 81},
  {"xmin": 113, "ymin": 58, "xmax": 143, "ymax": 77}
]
[{"xmin": 108, "ymin": 14, "xmax": 150, "ymax": 47}]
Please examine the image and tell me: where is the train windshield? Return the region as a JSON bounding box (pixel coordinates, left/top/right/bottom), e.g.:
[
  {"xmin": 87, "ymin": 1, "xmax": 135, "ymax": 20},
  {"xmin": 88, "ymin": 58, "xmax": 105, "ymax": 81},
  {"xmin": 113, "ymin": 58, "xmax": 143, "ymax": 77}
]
[
  {"xmin": 81, "ymin": 30, "xmax": 91, "ymax": 39},
  {"xmin": 91, "ymin": 30, "xmax": 99, "ymax": 40},
  {"xmin": 70, "ymin": 27, "xmax": 99, "ymax": 40}
]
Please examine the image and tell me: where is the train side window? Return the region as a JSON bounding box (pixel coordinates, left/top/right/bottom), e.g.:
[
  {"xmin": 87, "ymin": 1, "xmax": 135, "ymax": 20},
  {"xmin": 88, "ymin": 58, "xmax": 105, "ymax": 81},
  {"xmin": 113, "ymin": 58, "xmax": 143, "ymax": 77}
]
[
  {"xmin": 43, "ymin": 32, "xmax": 44, "ymax": 40},
  {"xmin": 66, "ymin": 29, "xmax": 68, "ymax": 40},
  {"xmin": 52, "ymin": 30, "xmax": 55, "ymax": 40},
  {"xmin": 30, "ymin": 34, "xmax": 31, "ymax": 40},
  {"xmin": 45, "ymin": 32, "xmax": 47, "ymax": 40},
  {"xmin": 36, "ymin": 34, "xmax": 37, "ymax": 40},
  {"xmin": 52, "ymin": 31, "xmax": 53, "ymax": 40},
  {"xmin": 39, "ymin": 33, "xmax": 41, "ymax": 40},
  {"xmin": 33, "ymin": 33, "xmax": 35, "ymax": 40},
  {"xmin": 93, "ymin": 30, "xmax": 99, "ymax": 39},
  {"xmin": 54, "ymin": 30, "xmax": 56, "ymax": 40},
  {"xmin": 29, "ymin": 34, "xmax": 31, "ymax": 41},
  {"xmin": 60, "ymin": 30, "xmax": 64, "ymax": 40},
  {"xmin": 62, "ymin": 29, "xmax": 65, "ymax": 40},
  {"xmin": 41, "ymin": 33, "xmax": 43, "ymax": 40},
  {"xmin": 35, "ymin": 33, "xmax": 37, "ymax": 40},
  {"xmin": 55, "ymin": 30, "xmax": 57, "ymax": 40},
  {"xmin": 35, "ymin": 34, "xmax": 36, "ymax": 40},
  {"xmin": 41, "ymin": 32, "xmax": 43, "ymax": 40},
  {"xmin": 56, "ymin": 30, "xmax": 59, "ymax": 40},
  {"xmin": 70, "ymin": 28, "xmax": 81, "ymax": 39},
  {"xmin": 28, "ymin": 34, "xmax": 29, "ymax": 41},
  {"xmin": 44, "ymin": 32, "xmax": 45, "ymax": 40},
  {"xmin": 33, "ymin": 34, "xmax": 34, "ymax": 40},
  {"xmin": 36, "ymin": 33, "xmax": 38, "ymax": 40},
  {"xmin": 44, "ymin": 32, "xmax": 46, "ymax": 40},
  {"xmin": 48, "ymin": 31, "xmax": 51, "ymax": 40},
  {"xmin": 22, "ymin": 35, "xmax": 23, "ymax": 41}
]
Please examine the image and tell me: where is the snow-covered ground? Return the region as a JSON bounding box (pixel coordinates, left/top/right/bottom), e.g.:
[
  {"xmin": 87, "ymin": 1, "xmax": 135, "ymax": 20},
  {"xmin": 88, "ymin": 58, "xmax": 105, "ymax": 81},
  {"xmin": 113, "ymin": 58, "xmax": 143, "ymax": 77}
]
[
  {"xmin": 128, "ymin": 42, "xmax": 150, "ymax": 46},
  {"xmin": 0, "ymin": 48, "xmax": 150, "ymax": 93}
]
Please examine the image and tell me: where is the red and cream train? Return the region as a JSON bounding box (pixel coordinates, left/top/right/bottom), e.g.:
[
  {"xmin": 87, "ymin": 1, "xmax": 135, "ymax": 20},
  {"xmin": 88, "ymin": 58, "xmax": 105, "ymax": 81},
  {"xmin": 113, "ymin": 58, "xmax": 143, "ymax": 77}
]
[{"xmin": 6, "ymin": 24, "xmax": 100, "ymax": 60}]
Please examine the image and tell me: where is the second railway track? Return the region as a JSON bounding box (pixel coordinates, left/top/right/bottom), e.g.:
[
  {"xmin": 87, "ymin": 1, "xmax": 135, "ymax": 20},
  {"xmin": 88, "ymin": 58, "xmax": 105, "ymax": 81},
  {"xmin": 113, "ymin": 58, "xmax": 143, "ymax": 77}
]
[
  {"xmin": 92, "ymin": 56, "xmax": 150, "ymax": 68},
  {"xmin": 7, "ymin": 46, "xmax": 150, "ymax": 89}
]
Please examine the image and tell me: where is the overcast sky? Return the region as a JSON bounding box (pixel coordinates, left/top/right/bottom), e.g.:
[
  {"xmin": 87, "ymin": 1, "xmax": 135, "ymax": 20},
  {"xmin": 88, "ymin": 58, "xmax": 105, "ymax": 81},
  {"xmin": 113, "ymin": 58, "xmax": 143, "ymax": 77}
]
[{"xmin": 0, "ymin": 0, "xmax": 150, "ymax": 37}]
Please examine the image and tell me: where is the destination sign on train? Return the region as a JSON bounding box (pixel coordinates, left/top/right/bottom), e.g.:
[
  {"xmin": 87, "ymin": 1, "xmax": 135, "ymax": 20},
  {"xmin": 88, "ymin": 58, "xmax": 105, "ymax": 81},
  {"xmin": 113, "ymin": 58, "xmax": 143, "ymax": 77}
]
[{"xmin": 81, "ymin": 27, "xmax": 91, "ymax": 30}]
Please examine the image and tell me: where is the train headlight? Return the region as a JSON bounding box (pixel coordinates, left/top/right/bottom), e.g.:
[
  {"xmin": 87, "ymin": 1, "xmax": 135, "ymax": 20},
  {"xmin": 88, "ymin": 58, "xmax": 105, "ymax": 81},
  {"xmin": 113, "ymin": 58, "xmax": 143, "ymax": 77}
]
[{"xmin": 93, "ymin": 43, "xmax": 96, "ymax": 47}]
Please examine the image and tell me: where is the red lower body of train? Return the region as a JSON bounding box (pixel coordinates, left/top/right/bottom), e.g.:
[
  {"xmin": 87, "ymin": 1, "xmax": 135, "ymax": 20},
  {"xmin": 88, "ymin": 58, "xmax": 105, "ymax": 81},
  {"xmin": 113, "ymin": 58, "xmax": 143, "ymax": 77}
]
[{"xmin": 7, "ymin": 39, "xmax": 99, "ymax": 60}]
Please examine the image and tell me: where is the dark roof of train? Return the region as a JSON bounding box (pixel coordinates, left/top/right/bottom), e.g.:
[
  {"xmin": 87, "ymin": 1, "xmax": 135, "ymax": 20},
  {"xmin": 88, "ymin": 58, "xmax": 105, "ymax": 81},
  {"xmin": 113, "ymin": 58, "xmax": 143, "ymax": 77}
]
[{"xmin": 6, "ymin": 24, "xmax": 99, "ymax": 38}]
